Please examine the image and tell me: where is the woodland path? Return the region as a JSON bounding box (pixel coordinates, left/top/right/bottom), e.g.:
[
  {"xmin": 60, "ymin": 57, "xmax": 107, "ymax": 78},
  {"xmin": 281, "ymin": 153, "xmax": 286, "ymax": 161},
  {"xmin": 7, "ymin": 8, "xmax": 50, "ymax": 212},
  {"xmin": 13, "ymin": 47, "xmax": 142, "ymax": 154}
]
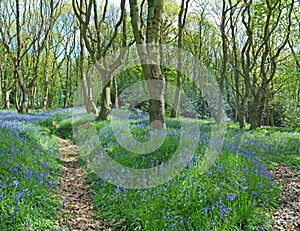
[
  {"xmin": 270, "ymin": 166, "xmax": 300, "ymax": 231},
  {"xmin": 54, "ymin": 127, "xmax": 117, "ymax": 231}
]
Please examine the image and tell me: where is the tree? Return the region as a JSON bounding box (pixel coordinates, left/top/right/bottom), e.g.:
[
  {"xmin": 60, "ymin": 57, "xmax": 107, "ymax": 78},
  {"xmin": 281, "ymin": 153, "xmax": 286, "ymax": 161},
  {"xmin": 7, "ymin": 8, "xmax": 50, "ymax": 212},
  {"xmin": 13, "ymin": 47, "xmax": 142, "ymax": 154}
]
[
  {"xmin": 170, "ymin": 0, "xmax": 190, "ymax": 118},
  {"xmin": 0, "ymin": 48, "xmax": 15, "ymax": 110},
  {"xmin": 0, "ymin": 0, "xmax": 62, "ymax": 113},
  {"xmin": 129, "ymin": 0, "xmax": 166, "ymax": 130},
  {"xmin": 73, "ymin": 0, "xmax": 127, "ymax": 120},
  {"xmin": 219, "ymin": 0, "xmax": 295, "ymax": 129}
]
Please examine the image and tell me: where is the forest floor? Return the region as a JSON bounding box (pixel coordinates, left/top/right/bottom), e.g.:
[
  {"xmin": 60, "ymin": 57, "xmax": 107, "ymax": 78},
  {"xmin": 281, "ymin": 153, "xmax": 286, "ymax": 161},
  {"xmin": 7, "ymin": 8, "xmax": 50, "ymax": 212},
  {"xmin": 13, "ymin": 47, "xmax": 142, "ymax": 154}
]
[
  {"xmin": 53, "ymin": 125, "xmax": 299, "ymax": 231},
  {"xmin": 270, "ymin": 166, "xmax": 300, "ymax": 231},
  {"xmin": 55, "ymin": 128, "xmax": 117, "ymax": 231}
]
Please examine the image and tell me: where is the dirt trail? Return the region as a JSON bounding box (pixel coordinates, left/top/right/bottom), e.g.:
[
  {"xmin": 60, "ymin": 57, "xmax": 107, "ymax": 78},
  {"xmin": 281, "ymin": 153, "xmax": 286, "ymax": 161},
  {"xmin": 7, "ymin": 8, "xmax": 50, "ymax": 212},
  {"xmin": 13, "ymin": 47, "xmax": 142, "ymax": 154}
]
[
  {"xmin": 270, "ymin": 165, "xmax": 300, "ymax": 231},
  {"xmin": 55, "ymin": 137, "xmax": 114, "ymax": 231}
]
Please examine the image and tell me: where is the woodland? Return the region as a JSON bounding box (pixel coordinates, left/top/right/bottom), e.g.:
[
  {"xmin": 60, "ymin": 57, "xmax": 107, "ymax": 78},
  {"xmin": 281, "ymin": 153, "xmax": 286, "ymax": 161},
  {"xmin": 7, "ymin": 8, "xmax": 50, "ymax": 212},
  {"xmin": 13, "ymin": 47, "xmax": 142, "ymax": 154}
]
[{"xmin": 0, "ymin": 0, "xmax": 299, "ymax": 230}]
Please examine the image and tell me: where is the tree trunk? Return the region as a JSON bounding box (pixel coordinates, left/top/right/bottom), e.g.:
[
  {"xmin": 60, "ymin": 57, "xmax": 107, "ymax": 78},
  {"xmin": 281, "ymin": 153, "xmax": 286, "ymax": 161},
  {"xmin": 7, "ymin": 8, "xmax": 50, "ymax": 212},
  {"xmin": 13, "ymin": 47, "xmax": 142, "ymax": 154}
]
[
  {"xmin": 250, "ymin": 90, "xmax": 266, "ymax": 130},
  {"xmin": 42, "ymin": 83, "xmax": 49, "ymax": 111},
  {"xmin": 42, "ymin": 43, "xmax": 50, "ymax": 111},
  {"xmin": 250, "ymin": 97, "xmax": 259, "ymax": 130},
  {"xmin": 216, "ymin": 0, "xmax": 228, "ymax": 124},
  {"xmin": 14, "ymin": 81, "xmax": 20, "ymax": 112},
  {"xmin": 97, "ymin": 76, "xmax": 112, "ymax": 121},
  {"xmin": 82, "ymin": 74, "xmax": 98, "ymax": 114},
  {"xmin": 257, "ymin": 95, "xmax": 265, "ymax": 127},
  {"xmin": 170, "ymin": 83, "xmax": 181, "ymax": 118},
  {"xmin": 4, "ymin": 90, "xmax": 11, "ymax": 110},
  {"xmin": 171, "ymin": 0, "xmax": 189, "ymax": 118},
  {"xmin": 238, "ymin": 102, "xmax": 246, "ymax": 129},
  {"xmin": 129, "ymin": 0, "xmax": 166, "ymax": 130},
  {"xmin": 68, "ymin": 72, "xmax": 73, "ymax": 108},
  {"xmin": 48, "ymin": 93, "xmax": 54, "ymax": 108},
  {"xmin": 31, "ymin": 85, "xmax": 37, "ymax": 109},
  {"xmin": 20, "ymin": 88, "xmax": 29, "ymax": 114},
  {"xmin": 146, "ymin": 73, "xmax": 166, "ymax": 130},
  {"xmin": 113, "ymin": 75, "xmax": 119, "ymax": 108},
  {"xmin": 87, "ymin": 72, "xmax": 98, "ymax": 114},
  {"xmin": 63, "ymin": 56, "xmax": 70, "ymax": 108}
]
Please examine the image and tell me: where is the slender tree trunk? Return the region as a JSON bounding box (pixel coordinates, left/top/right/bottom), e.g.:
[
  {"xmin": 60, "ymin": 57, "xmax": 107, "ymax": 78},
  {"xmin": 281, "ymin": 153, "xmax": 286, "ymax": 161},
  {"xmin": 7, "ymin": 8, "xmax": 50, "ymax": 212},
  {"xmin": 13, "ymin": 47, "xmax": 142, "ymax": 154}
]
[
  {"xmin": 87, "ymin": 71, "xmax": 98, "ymax": 113},
  {"xmin": 31, "ymin": 86, "xmax": 36, "ymax": 109},
  {"xmin": 171, "ymin": 0, "xmax": 189, "ymax": 118},
  {"xmin": 82, "ymin": 74, "xmax": 98, "ymax": 114},
  {"xmin": 201, "ymin": 97, "xmax": 206, "ymax": 118},
  {"xmin": 171, "ymin": 74, "xmax": 181, "ymax": 118},
  {"xmin": 42, "ymin": 54, "xmax": 50, "ymax": 111},
  {"xmin": 1, "ymin": 53, "xmax": 14, "ymax": 111},
  {"xmin": 229, "ymin": 0, "xmax": 243, "ymax": 127},
  {"xmin": 258, "ymin": 94, "xmax": 265, "ymax": 127},
  {"xmin": 68, "ymin": 67, "xmax": 73, "ymax": 108},
  {"xmin": 113, "ymin": 75, "xmax": 119, "ymax": 108},
  {"xmin": 20, "ymin": 88, "xmax": 29, "ymax": 114},
  {"xmin": 64, "ymin": 56, "xmax": 70, "ymax": 108},
  {"xmin": 97, "ymin": 74, "xmax": 112, "ymax": 121},
  {"xmin": 4, "ymin": 90, "xmax": 11, "ymax": 110},
  {"xmin": 42, "ymin": 84, "xmax": 49, "ymax": 110},
  {"xmin": 216, "ymin": 0, "xmax": 228, "ymax": 124},
  {"xmin": 238, "ymin": 101, "xmax": 246, "ymax": 129},
  {"xmin": 14, "ymin": 80, "xmax": 20, "ymax": 112}
]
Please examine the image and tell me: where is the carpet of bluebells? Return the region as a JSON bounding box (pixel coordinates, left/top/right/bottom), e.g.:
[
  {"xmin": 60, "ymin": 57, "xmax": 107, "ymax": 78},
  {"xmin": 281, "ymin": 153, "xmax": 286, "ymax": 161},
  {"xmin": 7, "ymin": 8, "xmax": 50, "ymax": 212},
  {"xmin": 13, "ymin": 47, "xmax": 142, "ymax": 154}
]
[
  {"xmin": 0, "ymin": 108, "xmax": 299, "ymax": 230},
  {"xmin": 0, "ymin": 109, "xmax": 71, "ymax": 230},
  {"xmin": 70, "ymin": 110, "xmax": 299, "ymax": 231}
]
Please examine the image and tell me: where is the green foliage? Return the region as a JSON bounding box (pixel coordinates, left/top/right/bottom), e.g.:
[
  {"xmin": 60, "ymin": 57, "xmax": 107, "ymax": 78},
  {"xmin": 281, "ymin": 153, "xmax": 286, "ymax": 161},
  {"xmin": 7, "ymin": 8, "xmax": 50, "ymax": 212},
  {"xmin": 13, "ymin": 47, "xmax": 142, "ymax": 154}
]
[{"xmin": 282, "ymin": 102, "xmax": 300, "ymax": 129}]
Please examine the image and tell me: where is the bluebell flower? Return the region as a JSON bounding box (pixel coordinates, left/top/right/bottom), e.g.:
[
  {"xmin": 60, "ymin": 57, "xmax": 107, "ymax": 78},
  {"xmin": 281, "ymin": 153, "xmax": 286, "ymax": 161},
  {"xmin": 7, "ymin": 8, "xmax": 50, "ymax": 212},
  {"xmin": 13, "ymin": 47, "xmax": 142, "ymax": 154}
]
[
  {"xmin": 242, "ymin": 186, "xmax": 248, "ymax": 191},
  {"xmin": 15, "ymin": 202, "xmax": 20, "ymax": 213},
  {"xmin": 15, "ymin": 191, "xmax": 24, "ymax": 201},
  {"xmin": 10, "ymin": 214, "xmax": 14, "ymax": 223},
  {"xmin": 1, "ymin": 182, "xmax": 6, "ymax": 189},
  {"xmin": 225, "ymin": 193, "xmax": 236, "ymax": 201},
  {"xmin": 224, "ymin": 207, "xmax": 232, "ymax": 213},
  {"xmin": 10, "ymin": 180, "xmax": 20, "ymax": 188},
  {"xmin": 38, "ymin": 175, "xmax": 44, "ymax": 185},
  {"xmin": 114, "ymin": 187, "xmax": 121, "ymax": 193},
  {"xmin": 251, "ymin": 191, "xmax": 258, "ymax": 196}
]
